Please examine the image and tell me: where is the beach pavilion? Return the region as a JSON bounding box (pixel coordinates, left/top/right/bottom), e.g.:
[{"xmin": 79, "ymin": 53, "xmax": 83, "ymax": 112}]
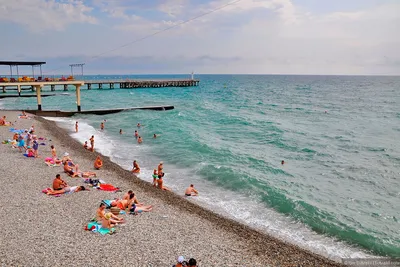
[{"xmin": 0, "ymin": 61, "xmax": 84, "ymax": 111}]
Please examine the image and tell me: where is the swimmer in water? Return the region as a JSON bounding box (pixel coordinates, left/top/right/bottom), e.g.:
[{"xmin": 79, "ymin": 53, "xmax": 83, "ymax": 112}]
[
  {"xmin": 119, "ymin": 129, "xmax": 123, "ymax": 135},
  {"xmin": 137, "ymin": 136, "xmax": 143, "ymax": 144},
  {"xmin": 137, "ymin": 123, "xmax": 141, "ymax": 127},
  {"xmin": 281, "ymin": 160, "xmax": 285, "ymax": 165},
  {"xmin": 185, "ymin": 184, "xmax": 198, "ymax": 196},
  {"xmin": 100, "ymin": 122, "xmax": 104, "ymax": 130},
  {"xmin": 134, "ymin": 130, "xmax": 138, "ymax": 138},
  {"xmin": 153, "ymin": 133, "xmax": 157, "ymax": 139}
]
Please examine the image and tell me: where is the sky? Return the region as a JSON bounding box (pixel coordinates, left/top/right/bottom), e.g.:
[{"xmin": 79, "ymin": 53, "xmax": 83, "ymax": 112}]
[{"xmin": 0, "ymin": 0, "xmax": 399, "ymax": 75}]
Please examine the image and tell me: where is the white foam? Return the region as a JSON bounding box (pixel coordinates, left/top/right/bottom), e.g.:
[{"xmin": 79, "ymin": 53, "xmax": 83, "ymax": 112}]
[{"xmin": 44, "ymin": 116, "xmax": 374, "ymax": 261}]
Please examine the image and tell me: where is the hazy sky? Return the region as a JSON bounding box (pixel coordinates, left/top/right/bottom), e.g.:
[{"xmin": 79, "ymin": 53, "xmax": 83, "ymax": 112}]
[{"xmin": 0, "ymin": 0, "xmax": 399, "ymax": 75}]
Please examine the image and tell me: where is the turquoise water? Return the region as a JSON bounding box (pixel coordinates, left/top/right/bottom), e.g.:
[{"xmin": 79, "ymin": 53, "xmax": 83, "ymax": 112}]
[{"xmin": 2, "ymin": 75, "xmax": 400, "ymax": 259}]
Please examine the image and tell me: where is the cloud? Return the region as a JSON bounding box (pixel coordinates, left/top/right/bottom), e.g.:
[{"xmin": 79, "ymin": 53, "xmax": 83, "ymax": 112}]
[
  {"xmin": 0, "ymin": 0, "xmax": 97, "ymax": 32},
  {"xmin": 0, "ymin": 0, "xmax": 399, "ymax": 75}
]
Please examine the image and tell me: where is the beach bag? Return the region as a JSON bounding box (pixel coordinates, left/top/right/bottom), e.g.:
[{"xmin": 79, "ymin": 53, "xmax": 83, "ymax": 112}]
[{"xmin": 110, "ymin": 207, "xmax": 121, "ymax": 216}]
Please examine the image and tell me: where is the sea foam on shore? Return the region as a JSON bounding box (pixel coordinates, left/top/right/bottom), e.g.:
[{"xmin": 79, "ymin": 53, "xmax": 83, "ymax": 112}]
[{"xmin": 45, "ymin": 115, "xmax": 374, "ymax": 261}]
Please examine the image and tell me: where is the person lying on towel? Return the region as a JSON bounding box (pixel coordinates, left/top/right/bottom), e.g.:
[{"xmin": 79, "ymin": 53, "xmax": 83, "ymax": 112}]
[{"xmin": 46, "ymin": 185, "xmax": 88, "ymax": 195}]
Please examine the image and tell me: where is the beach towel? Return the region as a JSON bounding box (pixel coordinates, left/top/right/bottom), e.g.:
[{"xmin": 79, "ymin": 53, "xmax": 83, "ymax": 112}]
[
  {"xmin": 41, "ymin": 188, "xmax": 61, "ymax": 197},
  {"xmin": 101, "ymin": 199, "xmax": 113, "ymax": 208},
  {"xmin": 23, "ymin": 153, "xmax": 35, "ymax": 158},
  {"xmin": 98, "ymin": 184, "xmax": 120, "ymax": 192},
  {"xmin": 85, "ymin": 222, "xmax": 115, "ymax": 235},
  {"xmin": 9, "ymin": 128, "xmax": 24, "ymax": 134}
]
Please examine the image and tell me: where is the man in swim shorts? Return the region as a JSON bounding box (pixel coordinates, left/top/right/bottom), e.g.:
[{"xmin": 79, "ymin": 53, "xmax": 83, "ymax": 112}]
[
  {"xmin": 184, "ymin": 184, "xmax": 198, "ymax": 196},
  {"xmin": 52, "ymin": 174, "xmax": 68, "ymax": 190}
]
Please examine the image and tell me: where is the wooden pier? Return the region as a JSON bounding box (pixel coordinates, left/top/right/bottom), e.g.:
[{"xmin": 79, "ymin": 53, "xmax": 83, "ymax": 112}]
[
  {"xmin": 1, "ymin": 79, "xmax": 200, "ymax": 91},
  {"xmin": 84, "ymin": 79, "xmax": 200, "ymax": 89}
]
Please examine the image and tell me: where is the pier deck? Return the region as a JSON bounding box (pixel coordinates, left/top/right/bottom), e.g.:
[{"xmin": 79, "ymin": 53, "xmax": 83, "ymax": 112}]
[{"xmin": 1, "ymin": 79, "xmax": 199, "ymax": 91}]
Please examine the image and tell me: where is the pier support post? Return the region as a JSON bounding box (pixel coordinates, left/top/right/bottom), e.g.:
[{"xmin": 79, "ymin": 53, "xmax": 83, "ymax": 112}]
[
  {"xmin": 2, "ymin": 86, "xmax": 5, "ymax": 93},
  {"xmin": 64, "ymin": 84, "xmax": 68, "ymax": 91},
  {"xmin": 51, "ymin": 85, "xmax": 55, "ymax": 91},
  {"xmin": 17, "ymin": 85, "xmax": 21, "ymax": 96},
  {"xmin": 88, "ymin": 84, "xmax": 91, "ymax": 90},
  {"xmin": 75, "ymin": 85, "xmax": 81, "ymax": 112},
  {"xmin": 99, "ymin": 83, "xmax": 102, "ymax": 89},
  {"xmin": 31, "ymin": 86, "xmax": 34, "ymax": 92},
  {"xmin": 34, "ymin": 85, "xmax": 42, "ymax": 111}
]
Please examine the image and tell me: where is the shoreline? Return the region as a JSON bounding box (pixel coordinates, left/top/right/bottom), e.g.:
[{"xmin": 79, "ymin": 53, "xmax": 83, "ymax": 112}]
[{"xmin": 35, "ymin": 114, "xmax": 345, "ymax": 266}]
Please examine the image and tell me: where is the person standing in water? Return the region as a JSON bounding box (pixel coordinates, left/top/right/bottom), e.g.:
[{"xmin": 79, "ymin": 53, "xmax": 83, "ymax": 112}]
[
  {"xmin": 134, "ymin": 130, "xmax": 138, "ymax": 138},
  {"xmin": 152, "ymin": 169, "xmax": 158, "ymax": 187},
  {"xmin": 138, "ymin": 136, "xmax": 143, "ymax": 144},
  {"xmin": 75, "ymin": 121, "xmax": 78, "ymax": 132},
  {"xmin": 185, "ymin": 184, "xmax": 199, "ymax": 196},
  {"xmin": 100, "ymin": 122, "xmax": 104, "ymax": 131},
  {"xmin": 90, "ymin": 135, "xmax": 95, "ymax": 152}
]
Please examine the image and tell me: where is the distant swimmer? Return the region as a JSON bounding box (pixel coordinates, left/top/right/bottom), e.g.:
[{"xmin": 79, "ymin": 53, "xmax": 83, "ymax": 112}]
[
  {"xmin": 185, "ymin": 184, "xmax": 198, "ymax": 196},
  {"xmin": 153, "ymin": 133, "xmax": 157, "ymax": 139},
  {"xmin": 281, "ymin": 160, "xmax": 285, "ymax": 165},
  {"xmin": 90, "ymin": 135, "xmax": 95, "ymax": 152},
  {"xmin": 120, "ymin": 129, "xmax": 123, "ymax": 135},
  {"xmin": 138, "ymin": 136, "xmax": 143, "ymax": 144},
  {"xmin": 100, "ymin": 122, "xmax": 104, "ymax": 130},
  {"xmin": 137, "ymin": 123, "xmax": 141, "ymax": 127},
  {"xmin": 134, "ymin": 130, "xmax": 139, "ymax": 138},
  {"xmin": 132, "ymin": 160, "xmax": 140, "ymax": 173},
  {"xmin": 75, "ymin": 121, "xmax": 78, "ymax": 132}
]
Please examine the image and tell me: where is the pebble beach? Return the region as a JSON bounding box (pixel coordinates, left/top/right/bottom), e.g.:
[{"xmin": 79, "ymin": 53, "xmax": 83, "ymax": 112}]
[{"xmin": 0, "ymin": 110, "xmax": 345, "ymax": 267}]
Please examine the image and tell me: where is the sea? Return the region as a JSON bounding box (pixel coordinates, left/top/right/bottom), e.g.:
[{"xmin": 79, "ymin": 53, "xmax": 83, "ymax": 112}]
[{"xmin": 1, "ymin": 74, "xmax": 399, "ymax": 260}]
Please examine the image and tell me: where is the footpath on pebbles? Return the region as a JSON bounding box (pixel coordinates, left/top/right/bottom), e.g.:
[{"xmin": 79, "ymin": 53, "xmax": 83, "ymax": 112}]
[{"xmin": 0, "ymin": 111, "xmax": 345, "ymax": 267}]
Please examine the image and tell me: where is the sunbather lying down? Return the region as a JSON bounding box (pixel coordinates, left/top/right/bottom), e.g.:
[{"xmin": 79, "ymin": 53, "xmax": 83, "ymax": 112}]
[
  {"xmin": 111, "ymin": 193, "xmax": 153, "ymax": 214},
  {"xmin": 46, "ymin": 185, "xmax": 88, "ymax": 195}
]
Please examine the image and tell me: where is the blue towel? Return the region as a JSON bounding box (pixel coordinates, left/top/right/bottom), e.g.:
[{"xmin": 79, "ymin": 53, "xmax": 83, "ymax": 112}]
[{"xmin": 101, "ymin": 199, "xmax": 113, "ymax": 208}]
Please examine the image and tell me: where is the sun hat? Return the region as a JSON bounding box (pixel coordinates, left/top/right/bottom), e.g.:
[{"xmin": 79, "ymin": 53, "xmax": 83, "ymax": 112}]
[
  {"xmin": 27, "ymin": 146, "xmax": 31, "ymax": 149},
  {"xmin": 177, "ymin": 256, "xmax": 184, "ymax": 263},
  {"xmin": 160, "ymin": 161, "xmax": 163, "ymax": 164},
  {"xmin": 105, "ymin": 213, "xmax": 112, "ymax": 220},
  {"xmin": 63, "ymin": 152, "xmax": 69, "ymax": 157}
]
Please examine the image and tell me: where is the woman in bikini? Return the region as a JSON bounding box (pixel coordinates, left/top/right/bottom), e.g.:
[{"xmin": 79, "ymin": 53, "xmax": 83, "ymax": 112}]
[
  {"xmin": 96, "ymin": 203, "xmax": 124, "ymax": 225},
  {"xmin": 132, "ymin": 160, "xmax": 140, "ymax": 173},
  {"xmin": 127, "ymin": 193, "xmax": 152, "ymax": 214}
]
